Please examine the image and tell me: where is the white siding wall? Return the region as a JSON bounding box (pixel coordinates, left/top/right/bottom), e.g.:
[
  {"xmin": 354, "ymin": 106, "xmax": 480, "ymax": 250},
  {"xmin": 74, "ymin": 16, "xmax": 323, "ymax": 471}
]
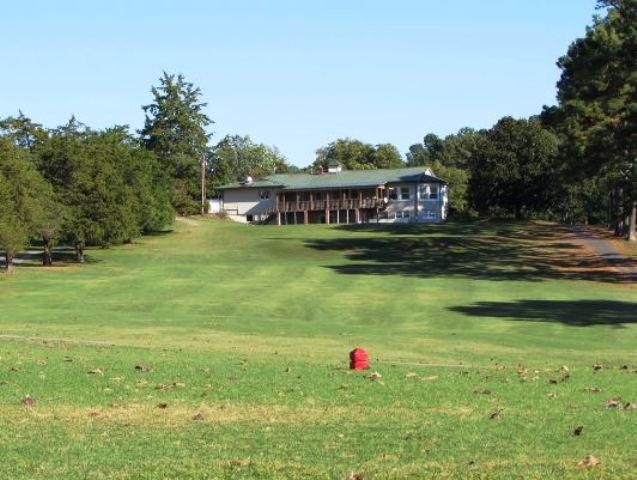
[
  {"xmin": 378, "ymin": 183, "xmax": 447, "ymax": 223},
  {"xmin": 222, "ymin": 188, "xmax": 277, "ymax": 222}
]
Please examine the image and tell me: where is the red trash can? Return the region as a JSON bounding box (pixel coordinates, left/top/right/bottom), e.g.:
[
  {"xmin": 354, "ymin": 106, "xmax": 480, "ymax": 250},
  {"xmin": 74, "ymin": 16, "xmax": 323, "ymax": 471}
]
[{"xmin": 349, "ymin": 348, "xmax": 369, "ymax": 370}]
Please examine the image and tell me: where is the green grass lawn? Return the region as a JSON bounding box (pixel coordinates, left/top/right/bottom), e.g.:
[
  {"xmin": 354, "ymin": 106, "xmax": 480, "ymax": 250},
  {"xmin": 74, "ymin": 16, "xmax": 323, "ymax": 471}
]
[{"xmin": 1, "ymin": 217, "xmax": 636, "ymax": 479}]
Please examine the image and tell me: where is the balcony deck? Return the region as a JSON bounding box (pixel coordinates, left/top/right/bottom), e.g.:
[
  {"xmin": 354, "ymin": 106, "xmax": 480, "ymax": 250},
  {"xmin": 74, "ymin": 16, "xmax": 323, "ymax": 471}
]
[{"xmin": 275, "ymin": 198, "xmax": 380, "ymax": 212}]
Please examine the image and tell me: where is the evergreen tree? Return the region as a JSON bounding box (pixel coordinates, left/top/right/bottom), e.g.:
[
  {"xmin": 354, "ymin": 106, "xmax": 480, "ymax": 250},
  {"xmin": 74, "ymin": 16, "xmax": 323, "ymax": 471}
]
[
  {"xmin": 140, "ymin": 72, "xmax": 212, "ymax": 215},
  {"xmin": 552, "ymin": 0, "xmax": 637, "ymax": 238},
  {"xmin": 0, "ymin": 138, "xmax": 56, "ymax": 271},
  {"xmin": 37, "ymin": 120, "xmax": 173, "ymax": 262}
]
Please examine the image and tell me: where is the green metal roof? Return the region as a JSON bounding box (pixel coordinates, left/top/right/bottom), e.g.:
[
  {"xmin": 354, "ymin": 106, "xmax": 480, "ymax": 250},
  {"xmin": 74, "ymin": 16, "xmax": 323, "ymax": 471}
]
[{"xmin": 219, "ymin": 167, "xmax": 446, "ymax": 191}]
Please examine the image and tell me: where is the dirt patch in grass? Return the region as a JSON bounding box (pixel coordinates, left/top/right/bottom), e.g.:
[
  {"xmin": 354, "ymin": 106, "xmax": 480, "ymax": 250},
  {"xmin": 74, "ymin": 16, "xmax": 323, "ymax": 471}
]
[{"xmin": 1, "ymin": 403, "xmax": 479, "ymax": 428}]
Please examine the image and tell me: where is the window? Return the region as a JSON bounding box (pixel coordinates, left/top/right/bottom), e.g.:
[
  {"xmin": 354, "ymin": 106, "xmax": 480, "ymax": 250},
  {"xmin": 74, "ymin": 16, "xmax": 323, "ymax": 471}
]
[
  {"xmin": 420, "ymin": 211, "xmax": 439, "ymax": 220},
  {"xmin": 400, "ymin": 187, "xmax": 410, "ymax": 200},
  {"xmin": 388, "ymin": 188, "xmax": 398, "ymax": 200},
  {"xmin": 419, "ymin": 184, "xmax": 439, "ymax": 200},
  {"xmin": 246, "ymin": 214, "xmax": 254, "ymax": 222},
  {"xmin": 259, "ymin": 190, "xmax": 270, "ymax": 200}
]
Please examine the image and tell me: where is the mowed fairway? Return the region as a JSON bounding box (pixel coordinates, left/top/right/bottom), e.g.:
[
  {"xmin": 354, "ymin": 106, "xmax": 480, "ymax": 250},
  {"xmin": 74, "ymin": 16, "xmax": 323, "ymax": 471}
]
[{"xmin": 1, "ymin": 218, "xmax": 636, "ymax": 479}]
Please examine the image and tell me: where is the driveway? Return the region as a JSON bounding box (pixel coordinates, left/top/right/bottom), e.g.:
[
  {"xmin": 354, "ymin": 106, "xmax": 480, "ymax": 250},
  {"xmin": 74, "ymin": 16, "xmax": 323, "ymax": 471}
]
[{"xmin": 570, "ymin": 225, "xmax": 637, "ymax": 282}]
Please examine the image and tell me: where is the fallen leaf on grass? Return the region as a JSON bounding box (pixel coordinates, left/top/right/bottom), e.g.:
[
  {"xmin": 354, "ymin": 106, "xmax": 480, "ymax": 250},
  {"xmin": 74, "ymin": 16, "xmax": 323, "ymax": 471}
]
[
  {"xmin": 156, "ymin": 402, "xmax": 168, "ymax": 409},
  {"xmin": 405, "ymin": 372, "xmax": 418, "ymax": 378},
  {"xmin": 422, "ymin": 375, "xmax": 438, "ymax": 381},
  {"xmin": 548, "ymin": 379, "xmax": 558, "ymax": 385},
  {"xmin": 605, "ymin": 399, "xmax": 620, "ymax": 408},
  {"xmin": 573, "ymin": 426, "xmax": 583, "ymax": 436},
  {"xmin": 495, "ymin": 364, "xmax": 506, "ymax": 371},
  {"xmin": 88, "ymin": 368, "xmax": 104, "ymax": 375},
  {"xmin": 36, "ymin": 358, "xmax": 47, "ymax": 366},
  {"xmin": 619, "ymin": 365, "xmax": 629, "ymax": 371},
  {"xmin": 547, "ymin": 393, "xmax": 557, "ymax": 399},
  {"xmin": 583, "ymin": 387, "xmax": 602, "ymax": 393},
  {"xmin": 192, "ymin": 412, "xmax": 204, "ymax": 421},
  {"xmin": 367, "ymin": 371, "xmax": 382, "ymax": 381},
  {"xmin": 134, "ymin": 364, "xmax": 150, "ymax": 372},
  {"xmin": 173, "ymin": 382, "xmax": 186, "ymax": 388},
  {"xmin": 624, "ymin": 402, "xmax": 637, "ymax": 410},
  {"xmin": 346, "ymin": 472, "xmax": 364, "ymax": 480},
  {"xmin": 21, "ymin": 395, "xmax": 35, "ymax": 407},
  {"xmin": 489, "ymin": 408, "xmax": 504, "ymax": 420},
  {"xmin": 229, "ymin": 458, "xmax": 249, "ymax": 468},
  {"xmin": 592, "ymin": 364, "xmax": 603, "ymax": 372},
  {"xmin": 474, "ymin": 389, "xmax": 492, "ymax": 395},
  {"xmin": 577, "ymin": 455, "xmax": 601, "ymax": 468}
]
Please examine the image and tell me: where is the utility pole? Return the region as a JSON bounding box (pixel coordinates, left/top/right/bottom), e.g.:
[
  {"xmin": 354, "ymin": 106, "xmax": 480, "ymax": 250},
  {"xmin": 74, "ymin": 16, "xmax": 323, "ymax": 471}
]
[{"xmin": 200, "ymin": 153, "xmax": 206, "ymax": 216}]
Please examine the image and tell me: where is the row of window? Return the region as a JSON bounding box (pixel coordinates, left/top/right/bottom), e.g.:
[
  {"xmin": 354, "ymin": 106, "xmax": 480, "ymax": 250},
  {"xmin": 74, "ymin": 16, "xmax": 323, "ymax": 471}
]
[
  {"xmin": 387, "ymin": 185, "xmax": 439, "ymax": 201},
  {"xmin": 259, "ymin": 185, "xmax": 440, "ymax": 202},
  {"xmin": 380, "ymin": 211, "xmax": 440, "ymax": 220}
]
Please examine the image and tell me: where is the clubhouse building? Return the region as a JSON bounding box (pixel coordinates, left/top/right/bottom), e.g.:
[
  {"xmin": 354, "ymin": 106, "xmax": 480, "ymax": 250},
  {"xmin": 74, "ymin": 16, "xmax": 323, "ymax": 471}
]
[{"xmin": 218, "ymin": 164, "xmax": 448, "ymax": 225}]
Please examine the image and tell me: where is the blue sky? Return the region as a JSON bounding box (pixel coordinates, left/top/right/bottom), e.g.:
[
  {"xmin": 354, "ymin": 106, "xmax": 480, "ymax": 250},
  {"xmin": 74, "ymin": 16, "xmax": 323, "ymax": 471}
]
[{"xmin": 1, "ymin": 1, "xmax": 598, "ymax": 166}]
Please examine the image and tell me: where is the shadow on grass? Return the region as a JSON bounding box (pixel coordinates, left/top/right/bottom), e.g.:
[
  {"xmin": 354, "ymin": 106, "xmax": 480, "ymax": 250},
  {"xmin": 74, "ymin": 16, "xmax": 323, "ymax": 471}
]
[
  {"xmin": 304, "ymin": 222, "xmax": 628, "ymax": 283},
  {"xmin": 449, "ymin": 300, "xmax": 637, "ymax": 327},
  {"xmin": 143, "ymin": 229, "xmax": 174, "ymax": 237},
  {"xmin": 1, "ymin": 247, "xmax": 102, "ymax": 269},
  {"xmin": 333, "ymin": 221, "xmax": 573, "ymax": 242}
]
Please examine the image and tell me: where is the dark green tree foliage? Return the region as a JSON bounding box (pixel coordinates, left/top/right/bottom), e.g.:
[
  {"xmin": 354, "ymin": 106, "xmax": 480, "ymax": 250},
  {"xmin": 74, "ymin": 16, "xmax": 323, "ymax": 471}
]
[
  {"xmin": 209, "ymin": 135, "xmax": 296, "ymax": 194},
  {"xmin": 140, "ymin": 73, "xmax": 212, "ymax": 215},
  {"xmin": 0, "ymin": 111, "xmax": 47, "ymax": 151},
  {"xmin": 550, "ymin": 0, "xmax": 637, "ymax": 238},
  {"xmin": 406, "ymin": 129, "xmax": 483, "ymax": 215},
  {"xmin": 0, "ymin": 138, "xmax": 56, "ymax": 270},
  {"xmin": 36, "ymin": 120, "xmax": 173, "ymax": 261},
  {"xmin": 313, "ymin": 138, "xmax": 404, "ymax": 170},
  {"xmin": 469, "ymin": 117, "xmax": 559, "ymax": 218},
  {"xmin": 373, "ymin": 144, "xmax": 404, "ymax": 169}
]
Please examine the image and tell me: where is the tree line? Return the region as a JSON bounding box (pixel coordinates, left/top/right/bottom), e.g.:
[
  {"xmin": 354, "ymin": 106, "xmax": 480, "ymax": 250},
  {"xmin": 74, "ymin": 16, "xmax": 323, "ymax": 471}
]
[
  {"xmin": 1, "ymin": 0, "xmax": 634, "ymax": 270},
  {"xmin": 0, "ymin": 73, "xmax": 301, "ymax": 271}
]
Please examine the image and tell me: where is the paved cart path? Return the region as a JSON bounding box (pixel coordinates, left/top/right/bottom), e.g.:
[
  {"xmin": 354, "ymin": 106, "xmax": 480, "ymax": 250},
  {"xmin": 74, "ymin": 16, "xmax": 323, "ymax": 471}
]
[{"xmin": 570, "ymin": 225, "xmax": 637, "ymax": 282}]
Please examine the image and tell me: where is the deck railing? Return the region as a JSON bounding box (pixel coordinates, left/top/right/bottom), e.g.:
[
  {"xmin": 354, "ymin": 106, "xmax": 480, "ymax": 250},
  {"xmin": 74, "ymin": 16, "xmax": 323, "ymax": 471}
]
[{"xmin": 275, "ymin": 198, "xmax": 380, "ymax": 212}]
